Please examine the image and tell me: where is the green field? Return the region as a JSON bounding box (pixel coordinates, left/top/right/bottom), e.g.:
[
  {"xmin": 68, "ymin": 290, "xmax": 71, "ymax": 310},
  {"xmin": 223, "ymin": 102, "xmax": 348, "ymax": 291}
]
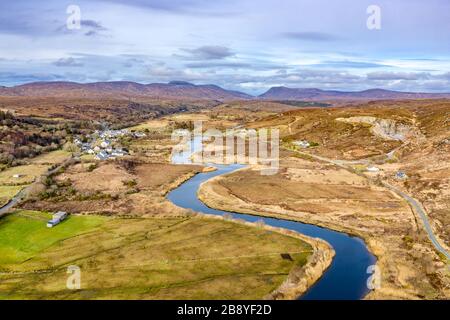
[
  {"xmin": 0, "ymin": 211, "xmax": 106, "ymax": 266},
  {"xmin": 0, "ymin": 186, "xmax": 23, "ymax": 206},
  {"xmin": 0, "ymin": 212, "xmax": 312, "ymax": 300}
]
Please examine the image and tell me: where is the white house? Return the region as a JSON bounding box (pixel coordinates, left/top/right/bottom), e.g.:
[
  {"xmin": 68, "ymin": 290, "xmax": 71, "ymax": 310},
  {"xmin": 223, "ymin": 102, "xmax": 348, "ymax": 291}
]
[
  {"xmin": 294, "ymin": 140, "xmax": 310, "ymax": 148},
  {"xmin": 95, "ymin": 151, "xmax": 109, "ymax": 160},
  {"xmin": 47, "ymin": 211, "xmax": 68, "ymax": 228},
  {"xmin": 367, "ymin": 166, "xmax": 380, "ymax": 173},
  {"xmin": 100, "ymin": 140, "xmax": 111, "ymax": 149}
]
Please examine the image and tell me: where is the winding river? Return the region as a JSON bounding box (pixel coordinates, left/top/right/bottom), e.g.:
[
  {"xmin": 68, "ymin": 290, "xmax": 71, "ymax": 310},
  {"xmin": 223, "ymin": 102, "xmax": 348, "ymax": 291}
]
[{"xmin": 167, "ymin": 138, "xmax": 376, "ymax": 300}]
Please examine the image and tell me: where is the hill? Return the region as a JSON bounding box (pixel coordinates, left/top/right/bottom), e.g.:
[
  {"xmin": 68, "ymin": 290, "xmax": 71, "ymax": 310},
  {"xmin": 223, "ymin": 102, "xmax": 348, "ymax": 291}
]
[
  {"xmin": 0, "ymin": 81, "xmax": 252, "ymax": 101},
  {"xmin": 259, "ymin": 87, "xmax": 450, "ymax": 101}
]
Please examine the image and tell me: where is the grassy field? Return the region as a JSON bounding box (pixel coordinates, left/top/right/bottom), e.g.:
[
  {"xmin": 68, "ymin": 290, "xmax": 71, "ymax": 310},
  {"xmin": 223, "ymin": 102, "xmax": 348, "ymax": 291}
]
[
  {"xmin": 29, "ymin": 150, "xmax": 71, "ymax": 165},
  {"xmin": 0, "ymin": 186, "xmax": 23, "ymax": 206},
  {"xmin": 0, "ymin": 164, "xmax": 49, "ymax": 185},
  {"xmin": 0, "ymin": 212, "xmax": 312, "ymax": 300},
  {"xmin": 0, "ymin": 211, "xmax": 106, "ymax": 266}
]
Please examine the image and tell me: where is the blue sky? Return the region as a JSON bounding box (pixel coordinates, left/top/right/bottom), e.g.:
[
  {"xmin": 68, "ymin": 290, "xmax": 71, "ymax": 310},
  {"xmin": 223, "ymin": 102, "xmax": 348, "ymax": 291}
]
[{"xmin": 0, "ymin": 0, "xmax": 449, "ymax": 94}]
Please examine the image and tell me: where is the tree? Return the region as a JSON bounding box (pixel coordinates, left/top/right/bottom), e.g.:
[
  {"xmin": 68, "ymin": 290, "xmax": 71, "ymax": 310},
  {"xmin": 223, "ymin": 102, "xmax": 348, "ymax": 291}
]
[{"xmin": 63, "ymin": 142, "xmax": 79, "ymax": 153}]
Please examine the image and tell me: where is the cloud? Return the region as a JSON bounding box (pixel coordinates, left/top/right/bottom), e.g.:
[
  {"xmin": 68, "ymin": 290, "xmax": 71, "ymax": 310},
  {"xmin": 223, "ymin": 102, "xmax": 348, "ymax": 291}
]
[
  {"xmin": 80, "ymin": 20, "xmax": 108, "ymax": 36},
  {"xmin": 282, "ymin": 32, "xmax": 340, "ymax": 42},
  {"xmin": 185, "ymin": 62, "xmax": 250, "ymax": 69},
  {"xmin": 96, "ymin": 0, "xmax": 238, "ymax": 16},
  {"xmin": 312, "ymin": 60, "xmax": 390, "ymax": 69},
  {"xmin": 53, "ymin": 57, "xmax": 84, "ymax": 67},
  {"xmin": 366, "ymin": 72, "xmax": 430, "ymax": 81},
  {"xmin": 177, "ymin": 46, "xmax": 234, "ymax": 60},
  {"xmin": 0, "ymin": 72, "xmax": 64, "ymax": 85}
]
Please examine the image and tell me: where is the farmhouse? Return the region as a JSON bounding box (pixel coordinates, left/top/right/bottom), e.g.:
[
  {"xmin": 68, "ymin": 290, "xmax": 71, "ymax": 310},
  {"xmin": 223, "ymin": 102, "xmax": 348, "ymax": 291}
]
[
  {"xmin": 395, "ymin": 171, "xmax": 408, "ymax": 180},
  {"xmin": 367, "ymin": 166, "xmax": 380, "ymax": 172},
  {"xmin": 47, "ymin": 211, "xmax": 68, "ymax": 228},
  {"xmin": 294, "ymin": 140, "xmax": 310, "ymax": 148}
]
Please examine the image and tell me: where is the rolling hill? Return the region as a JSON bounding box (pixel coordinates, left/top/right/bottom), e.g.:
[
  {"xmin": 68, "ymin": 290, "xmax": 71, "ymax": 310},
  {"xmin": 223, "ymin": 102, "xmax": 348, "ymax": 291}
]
[
  {"xmin": 0, "ymin": 81, "xmax": 252, "ymax": 101},
  {"xmin": 259, "ymin": 87, "xmax": 450, "ymax": 101}
]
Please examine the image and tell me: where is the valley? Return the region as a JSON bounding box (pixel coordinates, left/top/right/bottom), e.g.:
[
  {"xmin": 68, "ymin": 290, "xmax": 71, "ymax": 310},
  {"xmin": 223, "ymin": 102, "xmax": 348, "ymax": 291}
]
[{"xmin": 0, "ymin": 91, "xmax": 449, "ymax": 300}]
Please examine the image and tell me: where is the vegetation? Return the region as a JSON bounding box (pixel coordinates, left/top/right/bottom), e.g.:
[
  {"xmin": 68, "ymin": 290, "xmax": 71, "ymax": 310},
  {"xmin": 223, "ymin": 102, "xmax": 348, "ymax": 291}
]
[
  {"xmin": 0, "ymin": 213, "xmax": 311, "ymax": 300},
  {"xmin": 0, "ymin": 185, "xmax": 23, "ymax": 206},
  {"xmin": 0, "ymin": 210, "xmax": 105, "ymax": 266},
  {"xmin": 0, "ymin": 164, "xmax": 48, "ymax": 185}
]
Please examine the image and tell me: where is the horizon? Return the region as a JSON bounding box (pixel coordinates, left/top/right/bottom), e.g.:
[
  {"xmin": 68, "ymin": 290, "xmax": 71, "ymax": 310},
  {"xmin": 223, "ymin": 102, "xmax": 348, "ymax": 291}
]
[
  {"xmin": 1, "ymin": 0, "xmax": 449, "ymax": 95},
  {"xmin": 4, "ymin": 80, "xmax": 450, "ymax": 96}
]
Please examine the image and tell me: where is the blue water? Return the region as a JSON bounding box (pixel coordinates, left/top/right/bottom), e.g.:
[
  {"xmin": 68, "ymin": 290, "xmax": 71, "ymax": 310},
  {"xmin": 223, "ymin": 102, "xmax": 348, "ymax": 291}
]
[{"xmin": 167, "ymin": 163, "xmax": 377, "ymax": 300}]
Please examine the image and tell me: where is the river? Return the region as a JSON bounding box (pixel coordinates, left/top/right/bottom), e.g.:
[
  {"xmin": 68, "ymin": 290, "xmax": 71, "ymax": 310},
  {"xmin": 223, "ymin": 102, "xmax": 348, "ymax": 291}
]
[{"xmin": 167, "ymin": 137, "xmax": 376, "ymax": 300}]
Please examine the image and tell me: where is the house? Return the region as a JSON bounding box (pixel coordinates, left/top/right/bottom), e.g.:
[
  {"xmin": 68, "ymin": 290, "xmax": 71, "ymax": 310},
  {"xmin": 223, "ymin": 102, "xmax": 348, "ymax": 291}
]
[
  {"xmin": 134, "ymin": 132, "xmax": 146, "ymax": 138},
  {"xmin": 47, "ymin": 211, "xmax": 68, "ymax": 228},
  {"xmin": 94, "ymin": 146, "xmax": 101, "ymax": 152},
  {"xmin": 367, "ymin": 166, "xmax": 380, "ymax": 173},
  {"xmin": 293, "ymin": 140, "xmax": 310, "ymax": 148},
  {"xmin": 95, "ymin": 151, "xmax": 109, "ymax": 160},
  {"xmin": 395, "ymin": 171, "xmax": 408, "ymax": 180},
  {"xmin": 12, "ymin": 174, "xmax": 22, "ymax": 179},
  {"xmin": 100, "ymin": 140, "xmax": 111, "ymax": 149},
  {"xmin": 111, "ymin": 149, "xmax": 126, "ymax": 157}
]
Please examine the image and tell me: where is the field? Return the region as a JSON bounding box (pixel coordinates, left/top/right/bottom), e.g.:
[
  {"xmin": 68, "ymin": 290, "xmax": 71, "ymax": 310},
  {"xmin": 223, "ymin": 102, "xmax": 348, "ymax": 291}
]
[
  {"xmin": 0, "ymin": 186, "xmax": 23, "ymax": 206},
  {"xmin": 0, "ymin": 164, "xmax": 48, "ymax": 185},
  {"xmin": 29, "ymin": 150, "xmax": 72, "ymax": 165},
  {"xmin": 22, "ymin": 161, "xmax": 204, "ymax": 216},
  {"xmin": 196, "ymin": 100, "xmax": 450, "ymax": 299},
  {"xmin": 0, "ymin": 211, "xmax": 106, "ymax": 266},
  {"xmin": 0, "ymin": 211, "xmax": 312, "ymax": 300}
]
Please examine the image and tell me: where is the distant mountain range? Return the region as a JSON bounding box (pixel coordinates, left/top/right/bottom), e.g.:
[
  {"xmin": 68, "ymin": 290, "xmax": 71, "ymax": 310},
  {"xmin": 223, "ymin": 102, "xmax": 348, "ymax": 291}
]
[
  {"xmin": 258, "ymin": 86, "xmax": 450, "ymax": 101},
  {"xmin": 1, "ymin": 81, "xmax": 449, "ymax": 101},
  {"xmin": 0, "ymin": 81, "xmax": 252, "ymax": 101}
]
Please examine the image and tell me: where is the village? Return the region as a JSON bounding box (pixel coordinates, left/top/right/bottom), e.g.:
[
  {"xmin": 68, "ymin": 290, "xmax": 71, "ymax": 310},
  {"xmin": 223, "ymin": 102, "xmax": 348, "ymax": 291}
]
[{"xmin": 74, "ymin": 128, "xmax": 146, "ymax": 161}]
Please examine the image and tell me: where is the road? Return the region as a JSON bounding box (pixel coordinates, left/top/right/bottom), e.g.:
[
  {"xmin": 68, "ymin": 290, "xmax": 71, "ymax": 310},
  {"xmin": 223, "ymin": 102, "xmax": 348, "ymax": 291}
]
[
  {"xmin": 0, "ymin": 155, "xmax": 77, "ymax": 218},
  {"xmin": 288, "ymin": 147, "xmax": 450, "ymax": 261}
]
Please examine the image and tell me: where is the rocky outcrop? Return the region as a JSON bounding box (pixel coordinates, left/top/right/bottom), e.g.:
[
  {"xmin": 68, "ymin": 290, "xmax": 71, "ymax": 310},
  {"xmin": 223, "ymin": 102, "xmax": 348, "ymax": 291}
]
[{"xmin": 336, "ymin": 116, "xmax": 415, "ymax": 141}]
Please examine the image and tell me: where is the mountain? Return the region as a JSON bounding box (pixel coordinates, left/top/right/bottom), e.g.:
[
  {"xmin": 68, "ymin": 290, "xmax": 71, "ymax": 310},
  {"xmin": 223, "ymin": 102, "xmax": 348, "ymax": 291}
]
[
  {"xmin": 0, "ymin": 81, "xmax": 252, "ymax": 101},
  {"xmin": 2, "ymin": 81, "xmax": 450, "ymax": 102},
  {"xmin": 259, "ymin": 86, "xmax": 450, "ymax": 101}
]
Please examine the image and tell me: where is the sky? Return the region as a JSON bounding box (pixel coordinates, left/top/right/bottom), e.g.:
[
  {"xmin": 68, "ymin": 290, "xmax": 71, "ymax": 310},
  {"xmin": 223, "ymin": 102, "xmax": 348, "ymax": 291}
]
[{"xmin": 0, "ymin": 0, "xmax": 449, "ymax": 95}]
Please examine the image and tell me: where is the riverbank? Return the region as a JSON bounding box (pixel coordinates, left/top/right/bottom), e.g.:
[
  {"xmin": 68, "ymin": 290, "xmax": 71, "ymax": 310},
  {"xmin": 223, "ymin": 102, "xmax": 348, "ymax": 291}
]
[
  {"xmin": 191, "ymin": 213, "xmax": 335, "ymax": 300},
  {"xmin": 197, "ymin": 166, "xmax": 449, "ymax": 299}
]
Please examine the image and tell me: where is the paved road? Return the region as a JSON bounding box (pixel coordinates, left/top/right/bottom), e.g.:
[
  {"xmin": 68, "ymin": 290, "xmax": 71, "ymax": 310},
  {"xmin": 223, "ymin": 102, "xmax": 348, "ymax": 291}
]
[
  {"xmin": 382, "ymin": 181, "xmax": 450, "ymax": 260},
  {"xmin": 0, "ymin": 155, "xmax": 76, "ymax": 218},
  {"xmin": 288, "ymin": 147, "xmax": 450, "ymax": 261}
]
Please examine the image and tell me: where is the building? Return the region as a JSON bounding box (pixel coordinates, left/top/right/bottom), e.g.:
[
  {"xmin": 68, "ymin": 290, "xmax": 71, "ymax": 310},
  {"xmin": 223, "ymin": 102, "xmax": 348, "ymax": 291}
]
[
  {"xmin": 100, "ymin": 140, "xmax": 111, "ymax": 149},
  {"xmin": 12, "ymin": 174, "xmax": 22, "ymax": 178},
  {"xmin": 47, "ymin": 211, "xmax": 68, "ymax": 228},
  {"xmin": 367, "ymin": 166, "xmax": 380, "ymax": 172},
  {"xmin": 395, "ymin": 171, "xmax": 408, "ymax": 180},
  {"xmin": 294, "ymin": 140, "xmax": 310, "ymax": 148},
  {"xmin": 134, "ymin": 132, "xmax": 147, "ymax": 138},
  {"xmin": 111, "ymin": 149, "xmax": 127, "ymax": 157},
  {"xmin": 95, "ymin": 151, "xmax": 109, "ymax": 160}
]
